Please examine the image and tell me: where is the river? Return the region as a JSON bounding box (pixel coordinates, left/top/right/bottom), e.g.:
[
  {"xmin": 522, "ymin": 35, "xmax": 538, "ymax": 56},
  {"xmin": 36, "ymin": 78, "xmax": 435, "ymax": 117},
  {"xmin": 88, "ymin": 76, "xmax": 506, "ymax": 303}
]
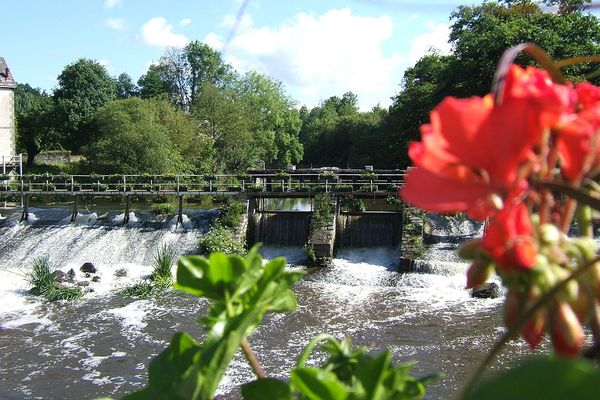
[{"xmin": 0, "ymin": 206, "xmax": 536, "ymax": 399}]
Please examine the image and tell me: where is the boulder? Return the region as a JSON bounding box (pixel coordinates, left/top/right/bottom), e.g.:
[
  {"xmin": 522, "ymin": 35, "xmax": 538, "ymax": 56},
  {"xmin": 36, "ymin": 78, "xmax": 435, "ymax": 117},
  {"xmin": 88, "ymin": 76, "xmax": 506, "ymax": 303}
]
[
  {"xmin": 76, "ymin": 281, "xmax": 90, "ymax": 287},
  {"xmin": 92, "ymin": 276, "xmax": 101, "ymax": 283},
  {"xmin": 472, "ymin": 282, "xmax": 500, "ymax": 299},
  {"xmin": 51, "ymin": 270, "xmax": 68, "ymax": 283},
  {"xmin": 66, "ymin": 269, "xmax": 76, "ymax": 281},
  {"xmin": 114, "ymin": 268, "xmax": 127, "ymax": 278},
  {"xmin": 80, "ymin": 262, "xmax": 96, "ymax": 274}
]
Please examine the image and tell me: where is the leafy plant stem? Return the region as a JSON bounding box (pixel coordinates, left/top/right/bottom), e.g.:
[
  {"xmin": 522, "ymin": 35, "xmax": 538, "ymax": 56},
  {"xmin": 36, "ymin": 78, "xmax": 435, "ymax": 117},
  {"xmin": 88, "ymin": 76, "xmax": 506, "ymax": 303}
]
[
  {"xmin": 455, "ymin": 255, "xmax": 600, "ymax": 400},
  {"xmin": 241, "ymin": 337, "xmax": 266, "ymax": 379},
  {"xmin": 295, "ymin": 333, "xmax": 336, "ymax": 368}
]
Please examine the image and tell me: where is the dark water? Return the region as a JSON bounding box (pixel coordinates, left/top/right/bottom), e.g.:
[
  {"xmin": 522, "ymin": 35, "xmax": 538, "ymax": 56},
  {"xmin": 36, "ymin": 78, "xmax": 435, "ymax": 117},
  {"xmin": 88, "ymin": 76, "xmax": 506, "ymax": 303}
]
[{"xmin": 0, "ymin": 208, "xmax": 536, "ymax": 399}]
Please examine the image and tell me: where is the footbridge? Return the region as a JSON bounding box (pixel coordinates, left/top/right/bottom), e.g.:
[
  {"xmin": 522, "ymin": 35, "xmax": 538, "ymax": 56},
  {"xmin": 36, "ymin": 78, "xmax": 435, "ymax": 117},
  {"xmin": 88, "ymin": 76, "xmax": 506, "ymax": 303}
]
[{"xmin": 1, "ymin": 168, "xmax": 407, "ymax": 263}]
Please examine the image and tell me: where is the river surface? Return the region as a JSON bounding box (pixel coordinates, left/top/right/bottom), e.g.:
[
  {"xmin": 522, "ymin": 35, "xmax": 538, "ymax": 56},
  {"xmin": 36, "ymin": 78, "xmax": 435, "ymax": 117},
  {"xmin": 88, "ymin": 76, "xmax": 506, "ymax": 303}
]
[{"xmin": 0, "ymin": 207, "xmax": 539, "ymax": 399}]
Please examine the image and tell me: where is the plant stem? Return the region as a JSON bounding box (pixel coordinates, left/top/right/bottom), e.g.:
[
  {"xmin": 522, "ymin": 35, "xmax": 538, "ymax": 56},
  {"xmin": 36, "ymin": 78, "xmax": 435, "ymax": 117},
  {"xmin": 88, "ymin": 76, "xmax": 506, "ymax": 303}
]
[
  {"xmin": 454, "ymin": 255, "xmax": 600, "ymax": 400},
  {"xmin": 241, "ymin": 337, "xmax": 266, "ymax": 379}
]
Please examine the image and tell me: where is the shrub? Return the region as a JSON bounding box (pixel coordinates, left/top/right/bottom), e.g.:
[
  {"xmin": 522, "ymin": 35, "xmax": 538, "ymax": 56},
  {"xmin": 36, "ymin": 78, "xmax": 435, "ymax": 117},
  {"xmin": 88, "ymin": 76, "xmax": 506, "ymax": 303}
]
[
  {"xmin": 199, "ymin": 224, "xmax": 246, "ymax": 255},
  {"xmin": 152, "ymin": 202, "xmax": 177, "ymax": 215},
  {"xmin": 341, "ymin": 197, "xmax": 366, "ymax": 212},
  {"xmin": 220, "ymin": 200, "xmax": 245, "ymax": 229},
  {"xmin": 334, "ymin": 184, "xmax": 353, "ymax": 192},
  {"xmin": 311, "ymin": 194, "xmax": 334, "ymax": 232}
]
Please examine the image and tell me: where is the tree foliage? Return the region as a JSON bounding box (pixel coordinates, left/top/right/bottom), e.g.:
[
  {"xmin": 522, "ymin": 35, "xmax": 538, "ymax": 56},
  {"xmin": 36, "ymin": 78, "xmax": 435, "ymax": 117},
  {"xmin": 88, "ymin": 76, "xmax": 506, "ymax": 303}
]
[
  {"xmin": 14, "ymin": 84, "xmax": 60, "ymax": 167},
  {"xmin": 84, "ymin": 97, "xmax": 211, "ymax": 174},
  {"xmin": 53, "ymin": 58, "xmax": 116, "ymax": 152},
  {"xmin": 387, "ymin": 0, "xmax": 600, "ymax": 167}
]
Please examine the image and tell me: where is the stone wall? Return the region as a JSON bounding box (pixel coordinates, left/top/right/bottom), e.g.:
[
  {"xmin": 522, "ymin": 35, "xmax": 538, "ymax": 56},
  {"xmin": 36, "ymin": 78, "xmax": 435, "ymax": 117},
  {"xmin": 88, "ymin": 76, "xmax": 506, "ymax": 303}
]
[{"xmin": 0, "ymin": 88, "xmax": 15, "ymax": 158}]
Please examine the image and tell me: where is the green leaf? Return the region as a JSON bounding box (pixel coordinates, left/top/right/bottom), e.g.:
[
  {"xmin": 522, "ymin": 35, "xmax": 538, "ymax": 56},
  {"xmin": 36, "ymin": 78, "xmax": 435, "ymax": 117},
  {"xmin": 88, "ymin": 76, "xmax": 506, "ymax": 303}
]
[
  {"xmin": 464, "ymin": 358, "xmax": 600, "ymax": 400},
  {"xmin": 122, "ymin": 332, "xmax": 202, "ymax": 400},
  {"xmin": 242, "ymin": 378, "xmax": 291, "ymax": 400},
  {"xmin": 291, "ymin": 368, "xmax": 349, "ymax": 400},
  {"xmin": 354, "ymin": 352, "xmax": 390, "ymax": 399}
]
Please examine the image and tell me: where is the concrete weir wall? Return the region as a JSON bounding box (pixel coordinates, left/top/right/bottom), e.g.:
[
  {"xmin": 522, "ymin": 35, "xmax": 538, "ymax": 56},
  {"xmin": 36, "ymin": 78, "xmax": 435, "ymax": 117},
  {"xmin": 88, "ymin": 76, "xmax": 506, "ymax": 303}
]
[
  {"xmin": 306, "ymin": 212, "xmax": 336, "ymax": 267},
  {"xmin": 245, "ymin": 197, "xmax": 404, "ymax": 267}
]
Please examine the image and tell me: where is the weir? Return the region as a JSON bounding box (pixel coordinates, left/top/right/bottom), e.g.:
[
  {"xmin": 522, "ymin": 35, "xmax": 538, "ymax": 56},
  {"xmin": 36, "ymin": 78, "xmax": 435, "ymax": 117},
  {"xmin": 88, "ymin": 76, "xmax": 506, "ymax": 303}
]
[{"xmin": 3, "ymin": 168, "xmax": 407, "ymax": 264}]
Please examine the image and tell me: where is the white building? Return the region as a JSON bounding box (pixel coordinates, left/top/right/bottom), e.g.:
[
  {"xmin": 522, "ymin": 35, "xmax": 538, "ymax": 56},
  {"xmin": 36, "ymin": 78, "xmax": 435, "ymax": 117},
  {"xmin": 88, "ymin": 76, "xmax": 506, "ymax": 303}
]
[{"xmin": 0, "ymin": 57, "xmax": 17, "ymax": 171}]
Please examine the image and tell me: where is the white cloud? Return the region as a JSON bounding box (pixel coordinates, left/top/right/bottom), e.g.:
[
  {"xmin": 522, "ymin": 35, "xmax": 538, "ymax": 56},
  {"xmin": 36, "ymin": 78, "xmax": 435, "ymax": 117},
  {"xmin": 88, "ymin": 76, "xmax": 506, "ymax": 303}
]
[
  {"xmin": 105, "ymin": 0, "xmax": 123, "ymax": 9},
  {"xmin": 180, "ymin": 18, "xmax": 192, "ymax": 27},
  {"xmin": 141, "ymin": 17, "xmax": 189, "ymax": 48},
  {"xmin": 98, "ymin": 59, "xmax": 115, "ymax": 74},
  {"xmin": 409, "ymin": 22, "xmax": 451, "ymax": 64},
  {"xmin": 220, "ymin": 13, "xmax": 254, "ymax": 31},
  {"xmin": 211, "ymin": 8, "xmax": 403, "ymax": 110},
  {"xmin": 105, "ymin": 18, "xmax": 125, "ymax": 31}
]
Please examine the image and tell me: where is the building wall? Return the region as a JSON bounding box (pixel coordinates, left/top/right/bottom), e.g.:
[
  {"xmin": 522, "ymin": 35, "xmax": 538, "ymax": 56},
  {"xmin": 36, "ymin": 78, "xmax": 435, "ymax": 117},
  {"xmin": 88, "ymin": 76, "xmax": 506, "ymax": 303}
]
[{"xmin": 0, "ymin": 88, "xmax": 15, "ymax": 158}]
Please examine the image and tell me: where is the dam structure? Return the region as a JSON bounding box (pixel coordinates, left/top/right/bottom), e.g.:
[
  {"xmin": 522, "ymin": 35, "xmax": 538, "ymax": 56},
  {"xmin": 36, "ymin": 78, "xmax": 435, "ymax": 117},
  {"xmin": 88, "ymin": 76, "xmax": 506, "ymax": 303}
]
[{"xmin": 2, "ymin": 168, "xmax": 406, "ymax": 263}]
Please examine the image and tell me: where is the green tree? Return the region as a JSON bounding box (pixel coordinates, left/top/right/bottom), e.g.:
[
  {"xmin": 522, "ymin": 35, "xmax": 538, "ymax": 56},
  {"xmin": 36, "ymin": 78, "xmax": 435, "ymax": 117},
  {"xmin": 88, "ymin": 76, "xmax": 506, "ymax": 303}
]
[
  {"xmin": 235, "ymin": 71, "xmax": 303, "ymax": 168},
  {"xmin": 114, "ymin": 72, "xmax": 138, "ymax": 99},
  {"xmin": 84, "ymin": 98, "xmax": 189, "ymax": 174},
  {"xmin": 150, "ymin": 42, "xmax": 234, "ymax": 111},
  {"xmin": 14, "ymin": 84, "xmax": 60, "ymax": 167},
  {"xmin": 53, "ymin": 59, "xmax": 116, "ymax": 152},
  {"xmin": 388, "ymin": 0, "xmax": 600, "ymax": 167},
  {"xmin": 138, "ymin": 64, "xmax": 173, "ymax": 100}
]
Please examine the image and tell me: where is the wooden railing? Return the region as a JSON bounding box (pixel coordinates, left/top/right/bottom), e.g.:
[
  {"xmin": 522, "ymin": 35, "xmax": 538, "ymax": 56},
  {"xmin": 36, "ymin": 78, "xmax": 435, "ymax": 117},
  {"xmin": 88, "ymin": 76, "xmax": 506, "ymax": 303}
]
[{"xmin": 0, "ymin": 170, "xmax": 405, "ymax": 195}]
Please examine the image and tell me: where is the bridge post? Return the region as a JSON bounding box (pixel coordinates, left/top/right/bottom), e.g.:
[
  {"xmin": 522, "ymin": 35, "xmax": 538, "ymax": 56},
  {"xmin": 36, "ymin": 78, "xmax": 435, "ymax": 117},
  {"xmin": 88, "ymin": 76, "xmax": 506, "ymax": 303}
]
[
  {"xmin": 20, "ymin": 194, "xmax": 29, "ymax": 222},
  {"xmin": 71, "ymin": 195, "xmax": 79, "ymax": 222},
  {"xmin": 124, "ymin": 195, "xmax": 130, "ymax": 224},
  {"xmin": 177, "ymin": 194, "xmax": 184, "ymax": 226}
]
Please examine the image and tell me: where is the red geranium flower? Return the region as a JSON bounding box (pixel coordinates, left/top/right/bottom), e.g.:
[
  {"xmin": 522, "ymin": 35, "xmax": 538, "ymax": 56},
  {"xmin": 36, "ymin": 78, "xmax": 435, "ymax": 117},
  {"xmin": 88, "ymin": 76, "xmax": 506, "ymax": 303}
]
[
  {"xmin": 482, "ymin": 202, "xmax": 537, "ymax": 272},
  {"xmin": 401, "ymin": 65, "xmax": 569, "ymax": 220}
]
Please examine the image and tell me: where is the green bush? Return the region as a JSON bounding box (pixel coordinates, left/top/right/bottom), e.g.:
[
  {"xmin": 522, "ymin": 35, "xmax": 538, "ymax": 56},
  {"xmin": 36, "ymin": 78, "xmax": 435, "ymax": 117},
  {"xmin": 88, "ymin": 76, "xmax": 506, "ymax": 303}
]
[
  {"xmin": 152, "ymin": 202, "xmax": 177, "ymax": 215},
  {"xmin": 341, "ymin": 197, "xmax": 366, "ymax": 212},
  {"xmin": 311, "ymin": 194, "xmax": 334, "ymax": 232},
  {"xmin": 220, "ymin": 200, "xmax": 245, "ymax": 229},
  {"xmin": 199, "ymin": 224, "xmax": 246, "ymax": 255}
]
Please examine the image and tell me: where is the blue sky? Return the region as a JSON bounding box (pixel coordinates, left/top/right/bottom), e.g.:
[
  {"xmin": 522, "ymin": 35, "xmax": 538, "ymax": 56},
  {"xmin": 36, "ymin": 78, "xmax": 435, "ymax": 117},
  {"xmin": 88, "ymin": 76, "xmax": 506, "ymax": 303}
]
[{"xmin": 3, "ymin": 0, "xmax": 476, "ymax": 109}]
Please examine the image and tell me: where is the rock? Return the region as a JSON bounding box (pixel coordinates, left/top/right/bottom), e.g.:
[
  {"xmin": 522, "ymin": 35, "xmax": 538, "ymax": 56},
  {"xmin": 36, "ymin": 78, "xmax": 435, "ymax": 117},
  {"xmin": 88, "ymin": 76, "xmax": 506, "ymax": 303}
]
[
  {"xmin": 66, "ymin": 269, "xmax": 76, "ymax": 282},
  {"xmin": 92, "ymin": 276, "xmax": 101, "ymax": 283},
  {"xmin": 80, "ymin": 263, "xmax": 96, "ymax": 274},
  {"xmin": 76, "ymin": 281, "xmax": 90, "ymax": 287},
  {"xmin": 114, "ymin": 268, "xmax": 127, "ymax": 278},
  {"xmin": 51, "ymin": 270, "xmax": 68, "ymax": 283},
  {"xmin": 472, "ymin": 282, "xmax": 500, "ymax": 299}
]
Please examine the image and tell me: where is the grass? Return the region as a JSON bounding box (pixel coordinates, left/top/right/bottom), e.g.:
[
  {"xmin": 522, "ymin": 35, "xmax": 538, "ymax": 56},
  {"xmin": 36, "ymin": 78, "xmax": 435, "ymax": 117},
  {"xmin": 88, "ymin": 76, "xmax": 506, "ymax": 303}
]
[
  {"xmin": 26, "ymin": 256, "xmax": 84, "ymax": 302},
  {"xmin": 121, "ymin": 244, "xmax": 176, "ymax": 298},
  {"xmin": 150, "ymin": 244, "xmax": 176, "ymax": 282}
]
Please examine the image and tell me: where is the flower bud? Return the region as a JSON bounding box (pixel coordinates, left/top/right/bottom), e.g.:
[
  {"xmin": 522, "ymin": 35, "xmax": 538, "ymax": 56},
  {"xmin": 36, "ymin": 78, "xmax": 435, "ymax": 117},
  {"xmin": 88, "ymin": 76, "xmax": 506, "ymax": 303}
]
[
  {"xmin": 466, "ymin": 261, "xmax": 493, "ymax": 289},
  {"xmin": 522, "ymin": 287, "xmax": 547, "ymax": 350},
  {"xmin": 551, "ymin": 302, "xmax": 585, "ymax": 358},
  {"xmin": 459, "ymin": 239, "xmax": 484, "ymax": 260},
  {"xmin": 539, "ymin": 224, "xmax": 560, "ymax": 245},
  {"xmin": 504, "ymin": 289, "xmax": 521, "ymax": 336}
]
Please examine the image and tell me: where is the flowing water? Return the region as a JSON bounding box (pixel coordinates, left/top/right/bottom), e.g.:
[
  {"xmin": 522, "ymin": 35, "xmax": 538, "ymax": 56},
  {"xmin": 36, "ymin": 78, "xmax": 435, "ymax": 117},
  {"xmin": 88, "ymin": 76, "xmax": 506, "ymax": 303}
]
[{"xmin": 0, "ymin": 207, "xmax": 535, "ymax": 399}]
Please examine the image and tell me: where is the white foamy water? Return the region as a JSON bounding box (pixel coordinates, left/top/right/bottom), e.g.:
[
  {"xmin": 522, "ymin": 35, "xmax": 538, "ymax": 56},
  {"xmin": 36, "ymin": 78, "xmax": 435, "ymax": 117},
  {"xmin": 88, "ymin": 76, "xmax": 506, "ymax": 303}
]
[{"xmin": 0, "ymin": 207, "xmax": 516, "ymax": 400}]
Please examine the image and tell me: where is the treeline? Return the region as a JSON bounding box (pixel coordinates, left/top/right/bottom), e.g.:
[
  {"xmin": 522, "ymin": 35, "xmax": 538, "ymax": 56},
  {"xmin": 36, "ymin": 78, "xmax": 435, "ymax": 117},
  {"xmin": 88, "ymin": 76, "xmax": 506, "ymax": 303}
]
[
  {"xmin": 15, "ymin": 0, "xmax": 600, "ymax": 173},
  {"xmin": 16, "ymin": 43, "xmax": 302, "ymax": 174}
]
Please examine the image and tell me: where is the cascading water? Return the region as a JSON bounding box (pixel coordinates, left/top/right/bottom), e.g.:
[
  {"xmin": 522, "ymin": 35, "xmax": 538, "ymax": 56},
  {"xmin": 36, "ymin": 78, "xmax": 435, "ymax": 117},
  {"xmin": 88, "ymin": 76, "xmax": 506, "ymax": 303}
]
[
  {"xmin": 336, "ymin": 212, "xmax": 402, "ymax": 248},
  {"xmin": 0, "ymin": 207, "xmax": 532, "ymax": 400},
  {"xmin": 251, "ymin": 212, "xmax": 311, "ymax": 246}
]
